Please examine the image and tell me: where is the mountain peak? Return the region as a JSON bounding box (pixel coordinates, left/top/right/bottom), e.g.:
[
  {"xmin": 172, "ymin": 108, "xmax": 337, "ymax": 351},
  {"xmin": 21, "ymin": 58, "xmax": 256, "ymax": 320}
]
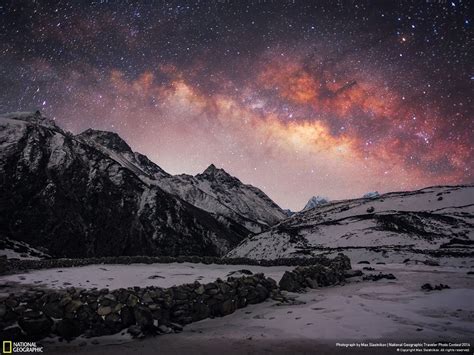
[
  {"xmin": 302, "ymin": 195, "xmax": 329, "ymax": 211},
  {"xmin": 204, "ymin": 164, "xmax": 218, "ymax": 173},
  {"xmin": 77, "ymin": 129, "xmax": 132, "ymax": 153},
  {"xmin": 201, "ymin": 164, "xmax": 233, "ymax": 179},
  {"xmin": 1, "ymin": 110, "xmax": 58, "ymax": 129},
  {"xmin": 363, "ymin": 191, "xmax": 380, "ymax": 199}
]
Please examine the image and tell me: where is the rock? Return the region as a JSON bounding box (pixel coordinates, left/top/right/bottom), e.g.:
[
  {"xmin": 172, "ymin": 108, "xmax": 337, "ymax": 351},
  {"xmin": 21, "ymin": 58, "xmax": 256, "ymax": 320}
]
[
  {"xmin": 305, "ymin": 278, "xmax": 319, "ymax": 289},
  {"xmin": 59, "ymin": 296, "xmax": 72, "ymax": 307},
  {"xmin": 421, "ymin": 283, "xmax": 433, "ymax": 291},
  {"xmin": 363, "ymin": 273, "xmax": 396, "ymax": 281},
  {"xmin": 218, "ymin": 299, "xmax": 235, "ymax": 316},
  {"xmin": 0, "ymin": 304, "xmax": 7, "ymax": 318},
  {"xmin": 97, "ymin": 306, "xmax": 112, "ymax": 316},
  {"xmin": 363, "ymin": 267, "xmax": 375, "ymax": 271},
  {"xmin": 422, "ymin": 283, "xmax": 450, "ymax": 291},
  {"xmin": 366, "ymin": 206, "xmax": 375, "ymax": 213},
  {"xmin": 423, "ymin": 259, "xmax": 440, "ymax": 266},
  {"xmin": 168, "ymin": 322, "xmax": 183, "ymax": 332},
  {"xmin": 102, "ymin": 293, "xmax": 116, "ymax": 302},
  {"xmin": 143, "ymin": 293, "xmax": 155, "ymax": 305},
  {"xmin": 206, "ymin": 288, "xmax": 219, "ymax": 295},
  {"xmin": 0, "ymin": 326, "xmax": 23, "ymax": 340},
  {"xmin": 120, "ymin": 306, "xmax": 135, "ymax": 327},
  {"xmin": 43, "ymin": 302, "xmax": 64, "ymax": 318},
  {"xmin": 105, "ymin": 313, "xmax": 121, "ymax": 325},
  {"xmin": 127, "ymin": 325, "xmax": 142, "ymax": 337},
  {"xmin": 5, "ymin": 298, "xmax": 18, "ymax": 308},
  {"xmin": 133, "ymin": 307, "xmax": 153, "ymax": 330},
  {"xmin": 127, "ymin": 294, "xmax": 139, "ymax": 307},
  {"xmin": 55, "ymin": 319, "xmax": 81, "ymax": 340},
  {"xmin": 194, "ymin": 285, "xmax": 205, "ymax": 295},
  {"xmin": 158, "ymin": 325, "xmax": 172, "ymax": 334},
  {"xmin": 344, "ymin": 270, "xmax": 363, "ymax": 278},
  {"xmin": 279, "ymin": 271, "xmax": 300, "ymax": 292},
  {"xmin": 18, "ymin": 315, "xmax": 53, "ymax": 336},
  {"xmin": 192, "ymin": 302, "xmax": 210, "ymax": 321},
  {"xmin": 65, "ymin": 299, "xmax": 83, "ymax": 313},
  {"xmin": 358, "ymin": 261, "xmax": 370, "ymax": 265}
]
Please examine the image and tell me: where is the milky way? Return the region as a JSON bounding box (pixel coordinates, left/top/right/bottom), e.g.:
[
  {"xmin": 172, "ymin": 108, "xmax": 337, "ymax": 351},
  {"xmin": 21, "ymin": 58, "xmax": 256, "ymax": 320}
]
[{"xmin": 1, "ymin": 0, "xmax": 472, "ymax": 209}]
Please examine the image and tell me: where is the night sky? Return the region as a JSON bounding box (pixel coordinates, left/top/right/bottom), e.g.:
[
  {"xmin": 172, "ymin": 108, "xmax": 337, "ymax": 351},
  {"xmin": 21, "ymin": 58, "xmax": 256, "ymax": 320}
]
[{"xmin": 1, "ymin": 0, "xmax": 472, "ymax": 210}]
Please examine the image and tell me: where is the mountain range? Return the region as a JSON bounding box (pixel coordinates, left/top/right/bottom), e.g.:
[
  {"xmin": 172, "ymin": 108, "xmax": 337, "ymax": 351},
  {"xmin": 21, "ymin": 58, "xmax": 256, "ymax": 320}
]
[
  {"xmin": 1, "ymin": 111, "xmax": 473, "ymax": 262},
  {"xmin": 0, "ymin": 112, "xmax": 286, "ymax": 258}
]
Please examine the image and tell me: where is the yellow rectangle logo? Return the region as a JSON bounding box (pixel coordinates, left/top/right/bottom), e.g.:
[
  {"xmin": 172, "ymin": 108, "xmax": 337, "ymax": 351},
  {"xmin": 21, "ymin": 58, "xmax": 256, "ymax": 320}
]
[{"xmin": 2, "ymin": 341, "xmax": 12, "ymax": 354}]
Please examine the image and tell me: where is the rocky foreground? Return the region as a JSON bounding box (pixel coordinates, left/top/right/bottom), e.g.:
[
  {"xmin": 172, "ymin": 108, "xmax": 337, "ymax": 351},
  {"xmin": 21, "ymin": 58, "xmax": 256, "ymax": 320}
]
[
  {"xmin": 1, "ymin": 259, "xmax": 469, "ymax": 355},
  {"xmin": 1, "ymin": 254, "xmax": 473, "ymax": 355},
  {"xmin": 0, "ymin": 255, "xmax": 350, "ymax": 342}
]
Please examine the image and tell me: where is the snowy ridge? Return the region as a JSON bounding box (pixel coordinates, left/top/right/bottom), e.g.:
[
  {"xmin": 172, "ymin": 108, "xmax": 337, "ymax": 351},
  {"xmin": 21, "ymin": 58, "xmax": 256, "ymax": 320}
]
[
  {"xmin": 302, "ymin": 195, "xmax": 329, "ymax": 211},
  {"xmin": 0, "ymin": 112, "xmax": 253, "ymax": 257},
  {"xmin": 227, "ymin": 185, "xmax": 474, "ymax": 262},
  {"xmin": 78, "ymin": 130, "xmax": 286, "ymax": 234}
]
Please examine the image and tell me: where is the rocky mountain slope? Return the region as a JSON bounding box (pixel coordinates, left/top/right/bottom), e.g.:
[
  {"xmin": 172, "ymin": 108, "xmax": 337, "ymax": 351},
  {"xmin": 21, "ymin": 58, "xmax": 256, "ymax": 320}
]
[
  {"xmin": 302, "ymin": 196, "xmax": 329, "ymax": 211},
  {"xmin": 78, "ymin": 130, "xmax": 286, "ymax": 234},
  {"xmin": 227, "ymin": 185, "xmax": 474, "ymax": 263},
  {"xmin": 0, "ymin": 112, "xmax": 284, "ymax": 258}
]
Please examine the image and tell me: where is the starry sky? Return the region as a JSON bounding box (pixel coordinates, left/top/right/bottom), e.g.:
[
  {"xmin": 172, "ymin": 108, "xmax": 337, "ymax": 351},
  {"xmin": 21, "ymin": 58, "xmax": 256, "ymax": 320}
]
[{"xmin": 1, "ymin": 0, "xmax": 472, "ymax": 210}]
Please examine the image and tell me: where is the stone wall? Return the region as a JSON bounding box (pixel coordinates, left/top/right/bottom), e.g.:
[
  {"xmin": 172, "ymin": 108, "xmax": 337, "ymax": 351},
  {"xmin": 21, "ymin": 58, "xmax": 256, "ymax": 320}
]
[
  {"xmin": 279, "ymin": 264, "xmax": 346, "ymax": 292},
  {"xmin": 278, "ymin": 252, "xmax": 354, "ymax": 292},
  {"xmin": 0, "ymin": 274, "xmax": 279, "ymax": 341},
  {"xmin": 1, "ymin": 254, "xmax": 351, "ymax": 275},
  {"xmin": 0, "ymin": 254, "xmax": 351, "ymax": 342}
]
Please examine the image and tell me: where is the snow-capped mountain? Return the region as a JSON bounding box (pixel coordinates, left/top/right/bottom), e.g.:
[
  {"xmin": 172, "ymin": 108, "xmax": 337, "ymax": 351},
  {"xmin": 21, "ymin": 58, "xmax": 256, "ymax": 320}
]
[
  {"xmin": 156, "ymin": 165, "xmax": 287, "ymax": 233},
  {"xmin": 77, "ymin": 131, "xmax": 286, "ymax": 234},
  {"xmin": 227, "ymin": 185, "xmax": 474, "ymax": 263},
  {"xmin": 363, "ymin": 191, "xmax": 380, "ymax": 199},
  {"xmin": 302, "ymin": 196, "xmax": 329, "ymax": 211},
  {"xmin": 0, "ymin": 112, "xmax": 284, "ymax": 258}
]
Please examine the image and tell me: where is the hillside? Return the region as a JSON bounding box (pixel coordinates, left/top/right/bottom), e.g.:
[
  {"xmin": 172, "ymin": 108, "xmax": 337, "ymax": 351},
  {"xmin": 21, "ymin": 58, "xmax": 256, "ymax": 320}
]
[{"xmin": 227, "ymin": 185, "xmax": 474, "ymax": 263}]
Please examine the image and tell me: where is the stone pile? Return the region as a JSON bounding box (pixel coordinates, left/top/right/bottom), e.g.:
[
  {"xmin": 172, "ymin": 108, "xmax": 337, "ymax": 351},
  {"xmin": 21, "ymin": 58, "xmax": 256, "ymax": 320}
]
[
  {"xmin": 278, "ymin": 254, "xmax": 351, "ymax": 292},
  {"xmin": 1, "ymin": 254, "xmax": 352, "ymax": 342},
  {"xmin": 2, "ymin": 254, "xmax": 348, "ymax": 275},
  {"xmin": 362, "ymin": 273, "xmax": 396, "ymax": 281},
  {"xmin": 421, "ymin": 283, "xmax": 450, "ymax": 291},
  {"xmin": 0, "ymin": 274, "xmax": 278, "ymax": 341}
]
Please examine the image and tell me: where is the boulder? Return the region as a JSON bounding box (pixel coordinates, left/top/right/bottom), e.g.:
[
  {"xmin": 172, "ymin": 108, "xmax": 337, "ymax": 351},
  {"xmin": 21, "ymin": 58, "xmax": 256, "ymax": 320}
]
[
  {"xmin": 133, "ymin": 307, "xmax": 153, "ymax": 331},
  {"xmin": 18, "ymin": 315, "xmax": 53, "ymax": 336},
  {"xmin": 43, "ymin": 302, "xmax": 64, "ymax": 318},
  {"xmin": 279, "ymin": 271, "xmax": 301, "ymax": 292},
  {"xmin": 344, "ymin": 270, "xmax": 363, "ymax": 278},
  {"xmin": 119, "ymin": 306, "xmax": 135, "ymax": 328},
  {"xmin": 55, "ymin": 319, "xmax": 81, "ymax": 340},
  {"xmin": 97, "ymin": 306, "xmax": 112, "ymax": 316}
]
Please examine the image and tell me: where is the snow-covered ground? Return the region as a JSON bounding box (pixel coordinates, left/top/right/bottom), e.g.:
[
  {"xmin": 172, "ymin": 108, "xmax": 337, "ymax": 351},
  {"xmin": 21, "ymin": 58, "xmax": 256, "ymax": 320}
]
[
  {"xmin": 0, "ymin": 262, "xmax": 292, "ymax": 290},
  {"xmin": 45, "ymin": 263, "xmax": 474, "ymax": 354}
]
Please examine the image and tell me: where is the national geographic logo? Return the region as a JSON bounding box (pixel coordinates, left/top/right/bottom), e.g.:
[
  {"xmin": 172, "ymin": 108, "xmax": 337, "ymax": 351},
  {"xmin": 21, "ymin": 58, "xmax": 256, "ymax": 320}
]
[{"xmin": 2, "ymin": 341, "xmax": 43, "ymax": 353}]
